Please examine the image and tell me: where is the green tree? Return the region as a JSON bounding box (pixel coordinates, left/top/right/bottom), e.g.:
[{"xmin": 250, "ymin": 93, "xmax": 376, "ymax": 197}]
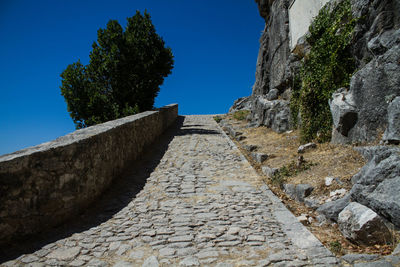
[{"xmin": 61, "ymin": 11, "xmax": 174, "ymax": 129}]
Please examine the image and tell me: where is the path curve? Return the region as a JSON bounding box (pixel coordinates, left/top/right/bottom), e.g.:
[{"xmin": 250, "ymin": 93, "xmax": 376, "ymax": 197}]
[{"xmin": 1, "ymin": 115, "xmax": 338, "ymax": 267}]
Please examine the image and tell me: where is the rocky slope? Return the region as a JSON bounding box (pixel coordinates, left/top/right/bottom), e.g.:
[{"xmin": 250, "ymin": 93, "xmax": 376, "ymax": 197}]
[
  {"xmin": 231, "ymin": 0, "xmax": 400, "ymax": 144},
  {"xmin": 229, "ymin": 0, "xmax": 400, "ymax": 258}
]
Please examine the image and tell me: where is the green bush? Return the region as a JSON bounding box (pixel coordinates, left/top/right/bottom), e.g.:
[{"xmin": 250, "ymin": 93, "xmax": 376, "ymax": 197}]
[
  {"xmin": 290, "ymin": 0, "xmax": 357, "ymax": 142},
  {"xmin": 233, "ymin": 110, "xmax": 250, "ymax": 121},
  {"xmin": 213, "ymin": 116, "xmax": 222, "ymax": 123},
  {"xmin": 329, "ymin": 241, "xmax": 342, "ymax": 254},
  {"xmin": 270, "ymin": 160, "xmax": 315, "ymax": 188}
]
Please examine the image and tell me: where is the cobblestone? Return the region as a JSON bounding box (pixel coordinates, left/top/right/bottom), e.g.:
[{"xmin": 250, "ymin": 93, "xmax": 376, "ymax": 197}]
[{"xmin": 1, "ymin": 115, "xmax": 338, "ymax": 266}]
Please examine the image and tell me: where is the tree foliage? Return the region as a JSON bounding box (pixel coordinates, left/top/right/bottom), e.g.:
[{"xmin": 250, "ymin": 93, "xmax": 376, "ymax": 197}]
[{"xmin": 60, "ymin": 11, "xmax": 174, "ymax": 129}]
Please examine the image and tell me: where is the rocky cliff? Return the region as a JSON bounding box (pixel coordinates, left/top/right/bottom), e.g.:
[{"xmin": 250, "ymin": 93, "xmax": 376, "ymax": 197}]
[
  {"xmin": 231, "ymin": 0, "xmax": 400, "ymax": 144},
  {"xmin": 228, "ymin": 0, "xmax": 400, "ymax": 249}
]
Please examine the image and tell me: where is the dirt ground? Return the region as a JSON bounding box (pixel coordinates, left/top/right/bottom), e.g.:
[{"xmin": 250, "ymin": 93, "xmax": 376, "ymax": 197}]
[{"xmin": 217, "ymin": 113, "xmax": 399, "ymax": 256}]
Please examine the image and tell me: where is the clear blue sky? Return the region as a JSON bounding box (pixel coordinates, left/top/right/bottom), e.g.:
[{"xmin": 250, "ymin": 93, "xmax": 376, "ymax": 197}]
[{"xmin": 0, "ymin": 0, "xmax": 264, "ymax": 155}]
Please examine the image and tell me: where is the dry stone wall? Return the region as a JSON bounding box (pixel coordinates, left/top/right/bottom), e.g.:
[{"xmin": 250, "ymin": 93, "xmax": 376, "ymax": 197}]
[{"xmin": 0, "ymin": 104, "xmax": 178, "ymax": 244}]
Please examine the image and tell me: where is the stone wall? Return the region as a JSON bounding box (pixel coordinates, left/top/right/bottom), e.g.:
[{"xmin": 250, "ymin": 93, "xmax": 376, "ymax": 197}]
[{"xmin": 0, "ymin": 104, "xmax": 178, "ymax": 244}]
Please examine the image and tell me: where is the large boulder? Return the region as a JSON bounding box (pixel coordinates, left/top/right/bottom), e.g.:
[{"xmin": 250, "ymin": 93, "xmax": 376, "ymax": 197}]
[
  {"xmin": 283, "ymin": 183, "xmax": 314, "ymax": 202},
  {"xmin": 331, "ymin": 44, "xmax": 400, "ymax": 143},
  {"xmin": 331, "ymin": 0, "xmax": 400, "ymax": 144},
  {"xmin": 229, "ymin": 96, "xmax": 252, "ymax": 114},
  {"xmin": 317, "ymin": 194, "xmax": 351, "ymax": 222},
  {"xmin": 251, "ymin": 96, "xmax": 291, "ymax": 133},
  {"xmin": 382, "ymin": 96, "xmax": 400, "ymax": 144},
  {"xmin": 350, "ymin": 146, "xmax": 400, "ymax": 228},
  {"xmin": 329, "ymin": 88, "xmax": 358, "ymax": 138},
  {"xmin": 338, "ymin": 202, "xmax": 392, "ymax": 246}
]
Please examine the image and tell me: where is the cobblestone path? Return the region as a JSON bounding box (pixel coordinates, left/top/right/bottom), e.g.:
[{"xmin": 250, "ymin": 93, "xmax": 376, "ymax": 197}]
[{"xmin": 2, "ymin": 116, "xmax": 338, "ymax": 267}]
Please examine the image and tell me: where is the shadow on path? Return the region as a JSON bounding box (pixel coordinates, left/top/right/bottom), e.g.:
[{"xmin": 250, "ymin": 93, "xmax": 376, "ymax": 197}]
[{"xmin": 0, "ymin": 116, "xmax": 187, "ymax": 263}]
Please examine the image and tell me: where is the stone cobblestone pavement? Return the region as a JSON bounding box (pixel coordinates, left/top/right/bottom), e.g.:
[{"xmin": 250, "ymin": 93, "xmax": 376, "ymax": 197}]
[{"xmin": 1, "ymin": 115, "xmax": 339, "ymax": 267}]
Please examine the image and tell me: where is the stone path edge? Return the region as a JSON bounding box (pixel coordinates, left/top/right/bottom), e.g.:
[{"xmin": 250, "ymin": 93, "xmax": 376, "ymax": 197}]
[{"xmin": 213, "ymin": 117, "xmax": 337, "ymax": 262}]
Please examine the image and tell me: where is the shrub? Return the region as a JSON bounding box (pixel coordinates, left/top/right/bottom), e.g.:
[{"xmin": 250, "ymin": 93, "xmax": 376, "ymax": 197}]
[
  {"xmin": 233, "ymin": 110, "xmax": 250, "ymax": 121},
  {"xmin": 290, "ymin": 0, "xmax": 357, "ymax": 142}
]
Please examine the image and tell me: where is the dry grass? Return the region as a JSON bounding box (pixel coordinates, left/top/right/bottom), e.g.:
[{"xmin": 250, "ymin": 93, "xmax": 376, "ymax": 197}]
[{"xmin": 221, "ymin": 114, "xmax": 399, "ymax": 256}]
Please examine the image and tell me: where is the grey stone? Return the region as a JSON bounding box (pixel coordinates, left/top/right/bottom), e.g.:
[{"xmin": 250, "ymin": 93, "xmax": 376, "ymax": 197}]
[
  {"xmin": 46, "ymin": 247, "xmax": 81, "ymax": 261},
  {"xmin": 176, "ymin": 247, "xmax": 198, "ymax": 257},
  {"xmin": 142, "ymin": 256, "xmax": 159, "ymax": 267},
  {"xmin": 329, "ymin": 88, "xmax": 358, "ymax": 138},
  {"xmin": 338, "ymin": 202, "xmax": 392, "ymax": 245},
  {"xmin": 251, "ymin": 152, "xmax": 269, "ymax": 163},
  {"xmin": 266, "ymin": 89, "xmax": 279, "ymax": 101},
  {"xmin": 341, "ymin": 253, "xmax": 380, "ymax": 264},
  {"xmin": 109, "ymin": 241, "xmax": 121, "ymax": 251},
  {"xmin": 129, "ymin": 250, "xmax": 145, "ymax": 259},
  {"xmin": 113, "ymin": 261, "xmax": 133, "ymax": 267},
  {"xmin": 21, "ymin": 255, "xmax": 40, "ymax": 263},
  {"xmin": 350, "ymin": 146, "xmax": 400, "ymax": 227},
  {"xmin": 383, "ymin": 96, "xmax": 400, "ymax": 144},
  {"xmin": 261, "ymin": 166, "xmax": 278, "ymax": 177},
  {"xmin": 250, "ymin": 97, "xmax": 291, "ymax": 133},
  {"xmin": 354, "ymin": 260, "xmax": 394, "ymax": 267},
  {"xmin": 304, "ymin": 197, "xmax": 320, "ymax": 210},
  {"xmin": 196, "ymin": 250, "xmax": 219, "ymax": 259},
  {"xmin": 215, "ymin": 263, "xmax": 234, "ymax": 267},
  {"xmin": 317, "ymin": 194, "xmax": 351, "ymax": 222},
  {"xmin": 229, "ymin": 96, "xmax": 252, "ymax": 113},
  {"xmin": 394, "ymin": 243, "xmax": 400, "ymax": 255},
  {"xmin": 87, "ymin": 259, "xmax": 109, "ymax": 267},
  {"xmin": 168, "ymin": 235, "xmax": 194, "ymax": 243},
  {"xmin": 283, "ymin": 183, "xmax": 314, "ymax": 202},
  {"xmin": 217, "ymin": 241, "xmax": 241, "ymax": 247},
  {"xmin": 116, "ymin": 244, "xmax": 131, "ymax": 256},
  {"xmin": 159, "ymin": 247, "xmax": 175, "ymax": 257},
  {"xmin": 70, "ymin": 260, "xmax": 87, "ymax": 267},
  {"xmin": 247, "ymin": 235, "xmax": 265, "ymax": 242},
  {"xmin": 332, "ymin": 45, "xmax": 400, "ymax": 143},
  {"xmin": 252, "ymin": 0, "xmax": 290, "ymax": 96},
  {"xmin": 297, "ymin": 143, "xmax": 317, "ymax": 154},
  {"xmin": 179, "ymin": 256, "xmax": 200, "ymax": 267},
  {"xmin": 244, "ymin": 144, "xmax": 258, "ymax": 152},
  {"xmin": 385, "ymin": 255, "xmax": 400, "ymax": 265}
]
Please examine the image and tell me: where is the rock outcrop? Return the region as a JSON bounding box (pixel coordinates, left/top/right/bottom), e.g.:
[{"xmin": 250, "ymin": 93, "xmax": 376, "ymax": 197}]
[
  {"xmin": 229, "ymin": 96, "xmax": 252, "ymax": 114},
  {"xmin": 230, "ymin": 0, "xmax": 400, "ymax": 145},
  {"xmin": 231, "ymin": 0, "xmax": 292, "ymax": 130},
  {"xmin": 330, "ymin": 0, "xmax": 400, "ymax": 143},
  {"xmin": 331, "ymin": 43, "xmax": 400, "ymax": 143},
  {"xmin": 350, "ymin": 146, "xmax": 400, "ymax": 228},
  {"xmin": 338, "ymin": 202, "xmax": 392, "ymax": 246},
  {"xmin": 382, "ymin": 96, "xmax": 400, "ymax": 144}
]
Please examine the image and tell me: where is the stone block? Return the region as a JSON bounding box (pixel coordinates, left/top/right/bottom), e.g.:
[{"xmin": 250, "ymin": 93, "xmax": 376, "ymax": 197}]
[{"xmin": 338, "ymin": 202, "xmax": 392, "ymax": 246}]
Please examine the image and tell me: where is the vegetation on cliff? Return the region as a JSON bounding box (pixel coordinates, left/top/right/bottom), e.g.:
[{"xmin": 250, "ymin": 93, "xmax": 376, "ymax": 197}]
[
  {"xmin": 60, "ymin": 11, "xmax": 174, "ymax": 129},
  {"xmin": 290, "ymin": 0, "xmax": 357, "ymax": 142}
]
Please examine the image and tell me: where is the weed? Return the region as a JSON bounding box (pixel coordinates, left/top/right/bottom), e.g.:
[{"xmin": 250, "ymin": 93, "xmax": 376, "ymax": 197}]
[
  {"xmin": 330, "ymin": 240, "xmax": 342, "ymax": 254},
  {"xmin": 213, "ymin": 116, "xmax": 222, "ymax": 123},
  {"xmin": 270, "ymin": 160, "xmax": 316, "ymax": 188},
  {"xmin": 233, "ymin": 110, "xmax": 250, "ymax": 121}
]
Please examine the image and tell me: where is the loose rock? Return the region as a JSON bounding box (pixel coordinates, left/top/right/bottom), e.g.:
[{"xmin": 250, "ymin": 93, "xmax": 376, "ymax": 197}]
[{"xmin": 338, "ymin": 202, "xmax": 392, "ymax": 245}]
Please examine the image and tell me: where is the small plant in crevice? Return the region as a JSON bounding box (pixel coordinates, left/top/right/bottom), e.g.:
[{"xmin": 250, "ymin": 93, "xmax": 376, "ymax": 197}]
[
  {"xmin": 213, "ymin": 116, "xmax": 222, "ymax": 123},
  {"xmin": 330, "ymin": 240, "xmax": 343, "ymax": 255},
  {"xmin": 270, "ymin": 158, "xmax": 316, "ymax": 188},
  {"xmin": 233, "ymin": 110, "xmax": 250, "ymax": 121},
  {"xmin": 290, "ymin": 0, "xmax": 358, "ymax": 143}
]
